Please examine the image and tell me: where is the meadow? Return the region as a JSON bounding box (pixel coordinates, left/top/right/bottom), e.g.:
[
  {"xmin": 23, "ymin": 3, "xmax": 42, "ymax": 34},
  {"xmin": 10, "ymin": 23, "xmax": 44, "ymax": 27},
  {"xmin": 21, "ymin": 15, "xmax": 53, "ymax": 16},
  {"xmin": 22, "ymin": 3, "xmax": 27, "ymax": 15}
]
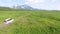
[{"xmin": 0, "ymin": 10, "xmax": 60, "ymax": 34}]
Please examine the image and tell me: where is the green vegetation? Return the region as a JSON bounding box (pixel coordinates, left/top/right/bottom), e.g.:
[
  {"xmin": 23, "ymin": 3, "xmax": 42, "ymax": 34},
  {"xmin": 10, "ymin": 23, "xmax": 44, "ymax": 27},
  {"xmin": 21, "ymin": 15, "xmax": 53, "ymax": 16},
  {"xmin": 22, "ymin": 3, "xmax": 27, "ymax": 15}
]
[{"xmin": 0, "ymin": 10, "xmax": 60, "ymax": 34}]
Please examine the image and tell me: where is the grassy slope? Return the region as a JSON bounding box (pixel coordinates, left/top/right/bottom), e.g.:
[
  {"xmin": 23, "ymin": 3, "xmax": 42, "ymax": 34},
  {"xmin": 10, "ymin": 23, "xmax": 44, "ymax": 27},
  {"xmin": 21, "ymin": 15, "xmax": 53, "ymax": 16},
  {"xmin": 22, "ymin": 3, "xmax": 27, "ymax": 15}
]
[{"xmin": 0, "ymin": 10, "xmax": 60, "ymax": 34}]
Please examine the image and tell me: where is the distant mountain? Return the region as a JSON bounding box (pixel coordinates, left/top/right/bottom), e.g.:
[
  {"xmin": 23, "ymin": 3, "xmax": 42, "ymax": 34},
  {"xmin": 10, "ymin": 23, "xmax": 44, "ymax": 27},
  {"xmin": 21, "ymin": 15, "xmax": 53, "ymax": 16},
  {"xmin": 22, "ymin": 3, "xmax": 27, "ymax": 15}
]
[
  {"xmin": 13, "ymin": 4, "xmax": 35, "ymax": 10},
  {"xmin": 0, "ymin": 4, "xmax": 39, "ymax": 10},
  {"xmin": 0, "ymin": 7, "xmax": 12, "ymax": 10},
  {"xmin": 0, "ymin": 6, "xmax": 19, "ymax": 11}
]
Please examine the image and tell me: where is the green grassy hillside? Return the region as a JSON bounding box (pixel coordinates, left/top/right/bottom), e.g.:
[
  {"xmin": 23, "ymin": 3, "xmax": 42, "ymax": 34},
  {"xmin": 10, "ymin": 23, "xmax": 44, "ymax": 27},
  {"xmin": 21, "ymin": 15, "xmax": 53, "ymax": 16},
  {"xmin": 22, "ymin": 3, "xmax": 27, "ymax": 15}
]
[{"xmin": 0, "ymin": 10, "xmax": 60, "ymax": 34}]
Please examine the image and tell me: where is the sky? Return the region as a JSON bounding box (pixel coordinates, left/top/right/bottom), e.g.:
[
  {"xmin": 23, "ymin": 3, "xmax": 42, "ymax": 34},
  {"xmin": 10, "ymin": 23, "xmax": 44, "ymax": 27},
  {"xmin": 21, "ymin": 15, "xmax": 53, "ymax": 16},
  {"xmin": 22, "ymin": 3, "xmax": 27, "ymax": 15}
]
[{"xmin": 0, "ymin": 0, "xmax": 60, "ymax": 10}]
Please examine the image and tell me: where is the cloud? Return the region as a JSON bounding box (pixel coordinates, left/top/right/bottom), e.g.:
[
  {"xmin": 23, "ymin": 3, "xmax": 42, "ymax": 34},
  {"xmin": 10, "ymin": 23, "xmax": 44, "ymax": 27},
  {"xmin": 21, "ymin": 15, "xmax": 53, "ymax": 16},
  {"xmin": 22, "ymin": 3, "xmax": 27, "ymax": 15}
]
[
  {"xmin": 25, "ymin": 0, "xmax": 57, "ymax": 4},
  {"xmin": 25, "ymin": 0, "xmax": 47, "ymax": 4},
  {"xmin": 26, "ymin": 0, "xmax": 45, "ymax": 3},
  {"xmin": 25, "ymin": 0, "xmax": 60, "ymax": 10},
  {"xmin": 51, "ymin": 0, "xmax": 57, "ymax": 3},
  {"xmin": 4, "ymin": 0, "xmax": 12, "ymax": 3}
]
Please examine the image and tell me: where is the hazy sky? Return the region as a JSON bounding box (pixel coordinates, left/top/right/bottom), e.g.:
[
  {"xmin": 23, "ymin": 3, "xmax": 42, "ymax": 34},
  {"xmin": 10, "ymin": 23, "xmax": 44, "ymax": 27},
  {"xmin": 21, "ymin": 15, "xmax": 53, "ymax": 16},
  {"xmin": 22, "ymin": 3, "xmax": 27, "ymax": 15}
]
[{"xmin": 0, "ymin": 0, "xmax": 60, "ymax": 10}]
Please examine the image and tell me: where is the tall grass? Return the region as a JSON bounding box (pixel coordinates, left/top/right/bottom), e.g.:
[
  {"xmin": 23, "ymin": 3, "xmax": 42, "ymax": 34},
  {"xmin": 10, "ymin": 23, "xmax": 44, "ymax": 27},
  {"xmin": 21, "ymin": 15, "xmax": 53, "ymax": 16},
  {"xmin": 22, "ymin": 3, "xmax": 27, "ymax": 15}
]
[{"xmin": 0, "ymin": 10, "xmax": 60, "ymax": 34}]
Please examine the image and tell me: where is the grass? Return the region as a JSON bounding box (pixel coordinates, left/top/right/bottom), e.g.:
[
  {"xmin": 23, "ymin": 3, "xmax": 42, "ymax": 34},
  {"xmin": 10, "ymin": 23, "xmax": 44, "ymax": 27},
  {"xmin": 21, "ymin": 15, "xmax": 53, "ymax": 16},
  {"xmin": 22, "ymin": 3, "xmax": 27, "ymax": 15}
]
[{"xmin": 0, "ymin": 10, "xmax": 60, "ymax": 34}]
